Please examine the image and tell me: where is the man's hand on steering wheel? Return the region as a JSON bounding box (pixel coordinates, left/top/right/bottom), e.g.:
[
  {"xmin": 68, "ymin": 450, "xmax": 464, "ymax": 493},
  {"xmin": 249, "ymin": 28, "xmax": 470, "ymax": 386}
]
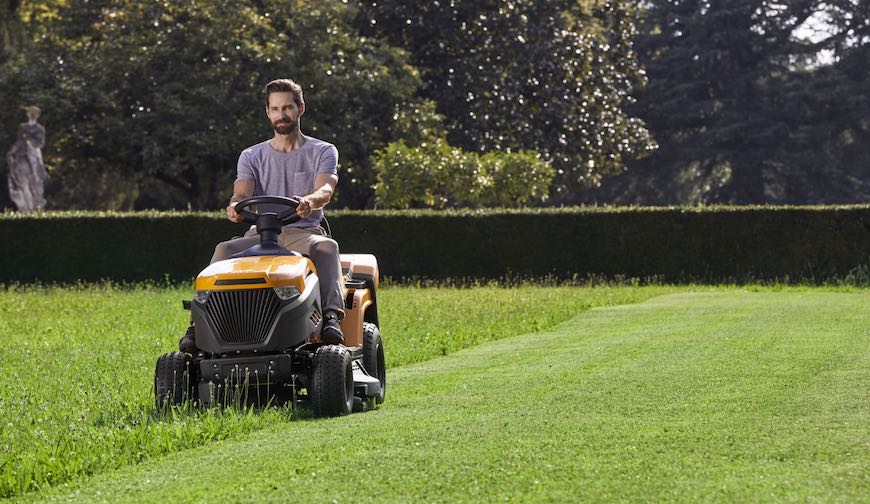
[
  {"xmin": 227, "ymin": 201, "xmax": 242, "ymax": 223},
  {"xmin": 231, "ymin": 196, "xmax": 303, "ymax": 226},
  {"xmin": 295, "ymin": 196, "xmax": 313, "ymax": 219}
]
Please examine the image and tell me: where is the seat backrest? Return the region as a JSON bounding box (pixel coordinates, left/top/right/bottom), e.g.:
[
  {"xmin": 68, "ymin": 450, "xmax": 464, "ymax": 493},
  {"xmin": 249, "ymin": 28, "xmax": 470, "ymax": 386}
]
[{"xmin": 320, "ymin": 216, "xmax": 333, "ymax": 239}]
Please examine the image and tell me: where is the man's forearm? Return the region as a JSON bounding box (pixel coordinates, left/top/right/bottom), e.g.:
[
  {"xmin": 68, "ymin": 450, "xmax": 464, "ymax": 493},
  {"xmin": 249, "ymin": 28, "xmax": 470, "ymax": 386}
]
[
  {"xmin": 230, "ymin": 180, "xmax": 255, "ymax": 205},
  {"xmin": 305, "ymin": 186, "xmax": 334, "ymax": 209}
]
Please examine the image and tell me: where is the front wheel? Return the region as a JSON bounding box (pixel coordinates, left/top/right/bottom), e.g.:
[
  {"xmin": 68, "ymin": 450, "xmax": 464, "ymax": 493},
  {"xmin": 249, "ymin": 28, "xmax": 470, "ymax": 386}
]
[
  {"xmin": 362, "ymin": 323, "xmax": 386, "ymax": 404},
  {"xmin": 311, "ymin": 345, "xmax": 354, "ymax": 416},
  {"xmin": 155, "ymin": 351, "xmax": 196, "ymax": 409}
]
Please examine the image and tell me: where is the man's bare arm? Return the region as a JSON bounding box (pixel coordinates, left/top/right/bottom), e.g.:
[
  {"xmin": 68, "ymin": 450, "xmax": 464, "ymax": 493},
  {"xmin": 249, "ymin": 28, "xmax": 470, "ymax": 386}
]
[
  {"xmin": 296, "ymin": 173, "xmax": 338, "ymax": 218},
  {"xmin": 227, "ymin": 179, "xmax": 255, "ymax": 222}
]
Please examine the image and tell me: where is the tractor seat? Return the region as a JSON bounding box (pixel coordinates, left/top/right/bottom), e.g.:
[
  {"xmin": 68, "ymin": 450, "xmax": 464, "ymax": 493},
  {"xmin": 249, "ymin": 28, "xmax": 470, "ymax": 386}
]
[{"xmin": 340, "ymin": 256, "xmax": 355, "ymax": 283}]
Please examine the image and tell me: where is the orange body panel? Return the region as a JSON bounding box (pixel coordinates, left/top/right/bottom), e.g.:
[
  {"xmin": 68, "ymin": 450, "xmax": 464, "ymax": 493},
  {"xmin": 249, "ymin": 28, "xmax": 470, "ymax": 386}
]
[
  {"xmin": 340, "ymin": 253, "xmax": 379, "ymax": 288},
  {"xmin": 195, "ymin": 255, "xmax": 314, "ymax": 292},
  {"xmin": 340, "ymin": 288, "xmax": 372, "ymax": 347},
  {"xmin": 196, "ymin": 254, "xmax": 377, "ymax": 348}
]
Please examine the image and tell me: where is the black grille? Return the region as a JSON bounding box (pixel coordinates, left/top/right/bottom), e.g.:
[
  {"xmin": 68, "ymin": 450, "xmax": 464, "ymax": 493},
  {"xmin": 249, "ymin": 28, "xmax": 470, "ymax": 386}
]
[{"xmin": 205, "ymin": 288, "xmax": 282, "ymax": 344}]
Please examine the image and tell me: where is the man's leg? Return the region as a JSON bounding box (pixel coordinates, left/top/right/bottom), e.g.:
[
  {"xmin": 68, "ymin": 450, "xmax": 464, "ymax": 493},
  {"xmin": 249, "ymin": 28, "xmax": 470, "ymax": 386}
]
[
  {"xmin": 209, "ymin": 234, "xmax": 259, "ymax": 263},
  {"xmin": 279, "ymin": 226, "xmax": 345, "ymax": 344}
]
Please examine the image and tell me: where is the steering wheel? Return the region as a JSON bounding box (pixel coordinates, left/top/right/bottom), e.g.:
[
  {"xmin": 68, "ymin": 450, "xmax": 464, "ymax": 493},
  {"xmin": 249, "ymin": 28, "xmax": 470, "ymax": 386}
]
[{"xmin": 233, "ymin": 196, "xmax": 302, "ymax": 225}]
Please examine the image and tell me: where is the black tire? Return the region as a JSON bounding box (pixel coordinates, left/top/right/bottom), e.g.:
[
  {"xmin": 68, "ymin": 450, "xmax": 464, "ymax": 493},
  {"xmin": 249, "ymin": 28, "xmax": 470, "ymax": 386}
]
[
  {"xmin": 155, "ymin": 351, "xmax": 195, "ymax": 409},
  {"xmin": 311, "ymin": 345, "xmax": 353, "ymax": 416},
  {"xmin": 362, "ymin": 323, "xmax": 386, "ymax": 404}
]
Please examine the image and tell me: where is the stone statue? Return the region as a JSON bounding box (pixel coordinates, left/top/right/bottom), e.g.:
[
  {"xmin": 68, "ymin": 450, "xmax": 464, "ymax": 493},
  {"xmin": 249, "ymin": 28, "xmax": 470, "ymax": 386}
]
[{"xmin": 5, "ymin": 105, "xmax": 46, "ymax": 211}]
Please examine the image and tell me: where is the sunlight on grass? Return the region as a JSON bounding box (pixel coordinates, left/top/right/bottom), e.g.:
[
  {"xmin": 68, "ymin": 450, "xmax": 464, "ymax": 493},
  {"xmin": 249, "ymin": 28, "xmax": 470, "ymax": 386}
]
[
  {"xmin": 21, "ymin": 289, "xmax": 870, "ymax": 503},
  {"xmin": 0, "ymin": 283, "xmax": 668, "ymax": 498}
]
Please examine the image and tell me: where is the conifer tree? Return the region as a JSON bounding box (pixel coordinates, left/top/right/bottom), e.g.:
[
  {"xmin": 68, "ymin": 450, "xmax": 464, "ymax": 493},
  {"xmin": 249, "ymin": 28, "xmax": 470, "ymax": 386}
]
[{"xmin": 600, "ymin": 0, "xmax": 870, "ymax": 204}]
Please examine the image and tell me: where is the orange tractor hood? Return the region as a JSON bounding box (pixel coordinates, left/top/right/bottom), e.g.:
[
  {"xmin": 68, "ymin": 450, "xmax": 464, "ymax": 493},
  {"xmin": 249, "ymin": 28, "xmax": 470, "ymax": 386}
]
[{"xmin": 195, "ymin": 255, "xmax": 314, "ymax": 292}]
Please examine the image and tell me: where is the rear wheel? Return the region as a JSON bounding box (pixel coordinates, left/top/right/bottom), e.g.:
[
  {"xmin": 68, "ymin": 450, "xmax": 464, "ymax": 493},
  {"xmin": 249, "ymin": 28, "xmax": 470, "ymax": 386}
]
[
  {"xmin": 311, "ymin": 345, "xmax": 353, "ymax": 416},
  {"xmin": 155, "ymin": 351, "xmax": 196, "ymax": 409},
  {"xmin": 362, "ymin": 323, "xmax": 386, "ymax": 404}
]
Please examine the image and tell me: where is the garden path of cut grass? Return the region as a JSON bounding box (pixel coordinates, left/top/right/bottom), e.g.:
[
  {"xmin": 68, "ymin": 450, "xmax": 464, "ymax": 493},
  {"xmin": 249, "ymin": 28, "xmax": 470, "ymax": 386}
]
[
  {"xmin": 22, "ymin": 289, "xmax": 870, "ymax": 503},
  {"xmin": 0, "ymin": 284, "xmax": 672, "ymax": 499}
]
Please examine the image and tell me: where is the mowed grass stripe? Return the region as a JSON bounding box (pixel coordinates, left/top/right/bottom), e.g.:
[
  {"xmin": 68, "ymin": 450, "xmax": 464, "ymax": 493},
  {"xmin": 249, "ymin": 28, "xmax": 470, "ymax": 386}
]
[
  {"xmin": 0, "ymin": 285, "xmax": 670, "ymax": 498},
  {"xmin": 23, "ymin": 290, "xmax": 870, "ymax": 503}
]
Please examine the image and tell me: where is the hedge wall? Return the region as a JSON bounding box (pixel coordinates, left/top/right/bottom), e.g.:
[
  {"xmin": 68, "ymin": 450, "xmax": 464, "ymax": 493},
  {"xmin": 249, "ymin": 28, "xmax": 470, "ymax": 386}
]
[{"xmin": 1, "ymin": 206, "xmax": 868, "ymax": 284}]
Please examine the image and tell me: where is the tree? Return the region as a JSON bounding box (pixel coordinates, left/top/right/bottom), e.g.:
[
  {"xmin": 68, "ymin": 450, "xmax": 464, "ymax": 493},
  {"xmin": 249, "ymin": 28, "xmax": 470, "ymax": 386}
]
[
  {"xmin": 0, "ymin": 0, "xmax": 23, "ymax": 66},
  {"xmin": 590, "ymin": 0, "xmax": 870, "ymax": 205},
  {"xmin": 0, "ymin": 1, "xmax": 25, "ymax": 210},
  {"xmin": 786, "ymin": 1, "xmax": 870, "ymax": 203},
  {"xmin": 6, "ymin": 0, "xmax": 436, "ymax": 209},
  {"xmin": 356, "ymin": 0, "xmax": 656, "ymax": 200}
]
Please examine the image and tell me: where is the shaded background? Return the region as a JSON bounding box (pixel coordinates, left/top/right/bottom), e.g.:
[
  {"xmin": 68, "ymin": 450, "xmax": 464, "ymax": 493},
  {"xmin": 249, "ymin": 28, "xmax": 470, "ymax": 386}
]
[{"xmin": 1, "ymin": 0, "xmax": 868, "ymax": 211}]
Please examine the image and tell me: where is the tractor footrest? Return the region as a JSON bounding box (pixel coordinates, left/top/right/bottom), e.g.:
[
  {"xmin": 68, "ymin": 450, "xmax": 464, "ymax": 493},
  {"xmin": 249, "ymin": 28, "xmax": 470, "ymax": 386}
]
[{"xmin": 352, "ymin": 360, "xmax": 381, "ymax": 397}]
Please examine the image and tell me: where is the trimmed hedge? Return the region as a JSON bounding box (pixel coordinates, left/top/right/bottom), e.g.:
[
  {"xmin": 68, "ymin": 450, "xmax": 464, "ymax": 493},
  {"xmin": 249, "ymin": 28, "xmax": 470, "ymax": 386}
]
[{"xmin": 1, "ymin": 206, "xmax": 868, "ymax": 284}]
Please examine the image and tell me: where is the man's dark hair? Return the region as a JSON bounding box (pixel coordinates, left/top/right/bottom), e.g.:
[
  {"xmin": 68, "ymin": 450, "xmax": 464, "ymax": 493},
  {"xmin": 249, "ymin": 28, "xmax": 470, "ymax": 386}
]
[{"xmin": 265, "ymin": 78, "xmax": 304, "ymax": 108}]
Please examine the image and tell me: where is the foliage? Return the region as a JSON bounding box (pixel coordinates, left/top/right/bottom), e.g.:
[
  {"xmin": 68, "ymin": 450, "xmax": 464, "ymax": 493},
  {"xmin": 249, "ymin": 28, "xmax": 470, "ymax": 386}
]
[
  {"xmin": 1, "ymin": 0, "xmax": 435, "ymax": 210},
  {"xmin": 0, "ymin": 0, "xmax": 24, "ymax": 66},
  {"xmin": 251, "ymin": 0, "xmax": 443, "ymax": 208},
  {"xmin": 588, "ymin": 0, "xmax": 870, "ymax": 205},
  {"xmin": 477, "ymin": 149, "xmax": 556, "ymax": 207},
  {"xmin": 4, "ymin": 0, "xmax": 868, "ymax": 209},
  {"xmin": 837, "ymin": 261, "xmax": 870, "ymax": 287},
  {"xmin": 1, "ymin": 206, "xmax": 868, "ymax": 284},
  {"xmin": 0, "ymin": 1, "xmax": 25, "ymax": 210},
  {"xmin": 372, "ymin": 136, "xmax": 554, "ymax": 209},
  {"xmin": 357, "ymin": 0, "xmax": 656, "ymax": 199},
  {"xmin": 2, "ymin": 203, "xmax": 869, "ymax": 219}
]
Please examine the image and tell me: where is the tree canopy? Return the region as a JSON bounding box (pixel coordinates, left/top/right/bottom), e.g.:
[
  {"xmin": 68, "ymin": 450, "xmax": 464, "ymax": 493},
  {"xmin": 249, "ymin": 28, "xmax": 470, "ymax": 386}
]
[
  {"xmin": 1, "ymin": 0, "xmax": 866, "ymax": 209},
  {"xmin": 586, "ymin": 0, "xmax": 870, "ymax": 205},
  {"xmin": 3, "ymin": 0, "xmax": 434, "ymax": 209},
  {"xmin": 357, "ymin": 0, "xmax": 657, "ymax": 200}
]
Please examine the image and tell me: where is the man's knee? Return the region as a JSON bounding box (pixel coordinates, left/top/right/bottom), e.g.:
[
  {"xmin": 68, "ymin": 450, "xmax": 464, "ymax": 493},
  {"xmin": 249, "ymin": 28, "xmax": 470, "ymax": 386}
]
[
  {"xmin": 310, "ymin": 237, "xmax": 339, "ymax": 258},
  {"xmin": 211, "ymin": 240, "xmax": 239, "ymax": 264},
  {"xmin": 210, "ymin": 242, "xmax": 229, "ymax": 264}
]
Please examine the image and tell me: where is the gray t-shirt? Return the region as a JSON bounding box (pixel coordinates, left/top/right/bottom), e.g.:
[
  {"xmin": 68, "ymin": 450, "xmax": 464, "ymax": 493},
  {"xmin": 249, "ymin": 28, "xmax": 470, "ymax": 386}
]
[{"xmin": 237, "ymin": 135, "xmax": 339, "ymax": 228}]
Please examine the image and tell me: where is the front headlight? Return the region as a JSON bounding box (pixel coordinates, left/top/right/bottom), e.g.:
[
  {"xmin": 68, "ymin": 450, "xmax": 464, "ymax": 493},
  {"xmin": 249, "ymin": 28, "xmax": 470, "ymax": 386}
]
[
  {"xmin": 194, "ymin": 290, "xmax": 210, "ymax": 304},
  {"xmin": 273, "ymin": 286, "xmax": 301, "ymax": 301}
]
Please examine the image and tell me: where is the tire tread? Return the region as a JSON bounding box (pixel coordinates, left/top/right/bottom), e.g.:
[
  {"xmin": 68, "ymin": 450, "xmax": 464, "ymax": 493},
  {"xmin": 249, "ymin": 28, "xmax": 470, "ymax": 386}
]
[
  {"xmin": 155, "ymin": 351, "xmax": 193, "ymax": 409},
  {"xmin": 312, "ymin": 345, "xmax": 353, "ymax": 416},
  {"xmin": 362, "ymin": 323, "xmax": 386, "ymax": 404}
]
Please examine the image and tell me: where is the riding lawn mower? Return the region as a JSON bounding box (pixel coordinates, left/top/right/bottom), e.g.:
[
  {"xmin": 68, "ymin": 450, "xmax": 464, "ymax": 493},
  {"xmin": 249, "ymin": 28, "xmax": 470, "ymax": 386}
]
[{"xmin": 154, "ymin": 196, "xmax": 386, "ymax": 416}]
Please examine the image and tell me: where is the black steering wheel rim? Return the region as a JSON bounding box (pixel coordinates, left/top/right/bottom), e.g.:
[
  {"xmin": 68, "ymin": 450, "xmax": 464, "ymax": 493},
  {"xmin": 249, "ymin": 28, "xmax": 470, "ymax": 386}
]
[{"xmin": 234, "ymin": 195, "xmax": 302, "ymax": 225}]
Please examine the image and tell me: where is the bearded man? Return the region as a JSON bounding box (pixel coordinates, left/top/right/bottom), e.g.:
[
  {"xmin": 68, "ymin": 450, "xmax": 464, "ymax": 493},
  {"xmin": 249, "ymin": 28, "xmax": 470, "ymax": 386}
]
[{"xmin": 180, "ymin": 78, "xmax": 345, "ymax": 352}]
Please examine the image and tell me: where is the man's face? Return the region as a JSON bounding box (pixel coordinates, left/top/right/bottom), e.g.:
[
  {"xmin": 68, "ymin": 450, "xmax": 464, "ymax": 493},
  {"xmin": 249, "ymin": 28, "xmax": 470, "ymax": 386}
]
[{"xmin": 266, "ymin": 92, "xmax": 303, "ymax": 135}]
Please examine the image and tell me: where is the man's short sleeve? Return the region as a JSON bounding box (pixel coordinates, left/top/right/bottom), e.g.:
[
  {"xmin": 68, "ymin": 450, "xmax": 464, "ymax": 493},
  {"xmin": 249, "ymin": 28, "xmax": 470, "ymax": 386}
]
[
  {"xmin": 317, "ymin": 144, "xmax": 339, "ymax": 176},
  {"xmin": 237, "ymin": 149, "xmax": 256, "ymax": 180}
]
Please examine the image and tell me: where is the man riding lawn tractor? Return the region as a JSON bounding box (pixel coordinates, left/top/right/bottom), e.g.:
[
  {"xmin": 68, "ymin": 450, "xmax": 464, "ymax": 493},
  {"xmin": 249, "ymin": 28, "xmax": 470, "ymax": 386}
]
[
  {"xmin": 156, "ymin": 79, "xmax": 386, "ymax": 415},
  {"xmin": 180, "ymin": 78, "xmax": 344, "ymax": 351}
]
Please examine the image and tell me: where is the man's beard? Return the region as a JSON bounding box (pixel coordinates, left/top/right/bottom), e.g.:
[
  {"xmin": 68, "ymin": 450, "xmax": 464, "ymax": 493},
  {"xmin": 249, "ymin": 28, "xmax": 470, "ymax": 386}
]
[{"xmin": 272, "ymin": 119, "xmax": 297, "ymax": 135}]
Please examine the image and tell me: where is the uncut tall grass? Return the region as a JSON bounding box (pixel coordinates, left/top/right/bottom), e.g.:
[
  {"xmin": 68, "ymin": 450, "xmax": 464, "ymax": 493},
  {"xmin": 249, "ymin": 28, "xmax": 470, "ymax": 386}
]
[{"xmin": 0, "ymin": 283, "xmax": 669, "ymax": 498}]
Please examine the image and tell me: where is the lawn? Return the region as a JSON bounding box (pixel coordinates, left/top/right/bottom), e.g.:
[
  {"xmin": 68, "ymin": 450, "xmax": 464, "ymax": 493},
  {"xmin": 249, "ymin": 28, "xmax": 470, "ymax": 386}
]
[
  {"xmin": 19, "ymin": 288, "xmax": 867, "ymax": 503},
  {"xmin": 0, "ymin": 283, "xmax": 671, "ymax": 499}
]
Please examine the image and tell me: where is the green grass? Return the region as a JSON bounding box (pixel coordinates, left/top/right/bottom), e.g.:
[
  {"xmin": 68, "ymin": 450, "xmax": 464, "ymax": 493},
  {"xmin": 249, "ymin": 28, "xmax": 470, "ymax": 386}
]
[
  {"xmin": 0, "ymin": 283, "xmax": 670, "ymax": 499},
  {"xmin": 17, "ymin": 288, "xmax": 870, "ymax": 503}
]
